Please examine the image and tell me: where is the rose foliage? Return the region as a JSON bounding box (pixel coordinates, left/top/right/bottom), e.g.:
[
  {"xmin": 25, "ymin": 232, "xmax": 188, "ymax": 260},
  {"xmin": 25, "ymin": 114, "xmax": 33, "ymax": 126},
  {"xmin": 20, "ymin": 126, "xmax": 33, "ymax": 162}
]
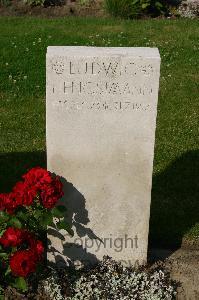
[{"xmin": 0, "ymin": 167, "xmax": 72, "ymax": 295}]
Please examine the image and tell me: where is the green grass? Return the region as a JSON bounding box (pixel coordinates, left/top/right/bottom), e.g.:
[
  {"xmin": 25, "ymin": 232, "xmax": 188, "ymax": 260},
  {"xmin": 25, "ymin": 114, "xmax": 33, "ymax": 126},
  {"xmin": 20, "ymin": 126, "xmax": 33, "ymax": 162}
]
[{"xmin": 0, "ymin": 17, "xmax": 198, "ymax": 248}]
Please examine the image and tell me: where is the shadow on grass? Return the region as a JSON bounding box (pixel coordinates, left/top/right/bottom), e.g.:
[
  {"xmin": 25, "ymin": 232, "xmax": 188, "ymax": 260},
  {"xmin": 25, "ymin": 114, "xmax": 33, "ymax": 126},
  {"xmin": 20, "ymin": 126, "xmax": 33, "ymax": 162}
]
[
  {"xmin": 149, "ymin": 149, "xmax": 199, "ymax": 249},
  {"xmin": 0, "ymin": 151, "xmax": 46, "ymax": 192}
]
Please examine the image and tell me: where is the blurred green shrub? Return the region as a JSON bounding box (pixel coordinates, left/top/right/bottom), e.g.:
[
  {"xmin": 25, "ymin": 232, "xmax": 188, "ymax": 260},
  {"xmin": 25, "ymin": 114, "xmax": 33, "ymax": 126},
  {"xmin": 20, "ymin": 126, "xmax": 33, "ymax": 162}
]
[
  {"xmin": 79, "ymin": 0, "xmax": 90, "ymax": 5},
  {"xmin": 0, "ymin": 0, "xmax": 11, "ymax": 6},
  {"xmin": 105, "ymin": 0, "xmax": 178, "ymax": 18},
  {"xmin": 105, "ymin": 0, "xmax": 139, "ymax": 18},
  {"xmin": 23, "ymin": 0, "xmax": 45, "ymax": 6},
  {"xmin": 24, "ymin": 0, "xmax": 65, "ymax": 6}
]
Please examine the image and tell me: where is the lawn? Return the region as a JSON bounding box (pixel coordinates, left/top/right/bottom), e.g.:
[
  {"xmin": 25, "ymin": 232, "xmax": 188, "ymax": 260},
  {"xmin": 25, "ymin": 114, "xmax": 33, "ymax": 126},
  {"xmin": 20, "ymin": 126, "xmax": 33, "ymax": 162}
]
[{"xmin": 0, "ymin": 17, "xmax": 198, "ymax": 248}]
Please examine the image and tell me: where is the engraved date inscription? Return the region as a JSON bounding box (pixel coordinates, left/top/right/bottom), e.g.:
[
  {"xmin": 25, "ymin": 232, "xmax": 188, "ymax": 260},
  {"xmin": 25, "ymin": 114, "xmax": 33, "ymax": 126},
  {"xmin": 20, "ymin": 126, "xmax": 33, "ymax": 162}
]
[{"xmin": 56, "ymin": 100, "xmax": 150, "ymax": 112}]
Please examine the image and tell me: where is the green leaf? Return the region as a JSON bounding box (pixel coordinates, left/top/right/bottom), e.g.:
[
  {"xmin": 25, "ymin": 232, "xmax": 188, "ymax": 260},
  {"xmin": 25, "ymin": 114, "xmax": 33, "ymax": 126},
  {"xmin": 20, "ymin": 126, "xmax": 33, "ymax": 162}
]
[
  {"xmin": 41, "ymin": 211, "xmax": 53, "ymax": 227},
  {"xmin": 28, "ymin": 218, "xmax": 38, "ymax": 230},
  {"xmin": 8, "ymin": 217, "xmax": 22, "ymax": 229},
  {"xmin": 56, "ymin": 220, "xmax": 74, "ymax": 236},
  {"xmin": 14, "ymin": 277, "xmax": 27, "ymax": 292},
  {"xmin": 0, "ymin": 252, "xmax": 8, "ymax": 258},
  {"xmin": 141, "ymin": 3, "xmax": 149, "ymax": 9},
  {"xmin": 16, "ymin": 210, "xmax": 28, "ymax": 221},
  {"xmin": 33, "ymin": 210, "xmax": 43, "ymax": 220},
  {"xmin": 155, "ymin": 1, "xmax": 163, "ymax": 7},
  {"xmin": 0, "ymin": 230, "xmax": 6, "ymax": 238},
  {"xmin": 0, "ymin": 211, "xmax": 9, "ymax": 223},
  {"xmin": 51, "ymin": 205, "xmax": 67, "ymax": 218},
  {"xmin": 5, "ymin": 266, "xmax": 11, "ymax": 276}
]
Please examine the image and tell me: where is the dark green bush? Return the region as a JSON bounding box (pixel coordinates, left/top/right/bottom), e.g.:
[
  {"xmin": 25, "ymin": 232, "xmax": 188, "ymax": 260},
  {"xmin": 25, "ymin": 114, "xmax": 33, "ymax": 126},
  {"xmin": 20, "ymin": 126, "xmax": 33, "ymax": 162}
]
[
  {"xmin": 24, "ymin": 0, "xmax": 65, "ymax": 7},
  {"xmin": 105, "ymin": 0, "xmax": 140, "ymax": 18},
  {"xmin": 0, "ymin": 0, "xmax": 11, "ymax": 6},
  {"xmin": 23, "ymin": 0, "xmax": 45, "ymax": 6},
  {"xmin": 105, "ymin": 0, "xmax": 176, "ymax": 18},
  {"xmin": 44, "ymin": 0, "xmax": 65, "ymax": 7}
]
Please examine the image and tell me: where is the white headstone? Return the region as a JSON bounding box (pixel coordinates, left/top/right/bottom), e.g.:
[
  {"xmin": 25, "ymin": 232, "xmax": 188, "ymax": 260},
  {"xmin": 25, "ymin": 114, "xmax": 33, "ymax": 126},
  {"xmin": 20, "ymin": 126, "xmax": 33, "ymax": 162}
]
[{"xmin": 46, "ymin": 46, "xmax": 160, "ymax": 267}]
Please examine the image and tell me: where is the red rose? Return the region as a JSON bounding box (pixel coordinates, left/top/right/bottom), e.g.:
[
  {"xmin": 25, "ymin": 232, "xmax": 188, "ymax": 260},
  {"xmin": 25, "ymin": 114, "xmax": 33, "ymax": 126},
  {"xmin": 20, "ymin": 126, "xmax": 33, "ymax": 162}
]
[
  {"xmin": 53, "ymin": 177, "xmax": 63, "ymax": 197},
  {"xmin": 10, "ymin": 250, "xmax": 37, "ymax": 277},
  {"xmin": 0, "ymin": 227, "xmax": 24, "ymax": 248},
  {"xmin": 22, "ymin": 230, "xmax": 34, "ymax": 243},
  {"xmin": 24, "ymin": 230, "xmax": 37, "ymax": 245},
  {"xmin": 40, "ymin": 193, "xmax": 57, "ymax": 209},
  {"xmin": 30, "ymin": 240, "xmax": 44, "ymax": 260},
  {"xmin": 12, "ymin": 181, "xmax": 37, "ymax": 206},
  {"xmin": 19, "ymin": 231, "xmax": 44, "ymax": 260},
  {"xmin": 0, "ymin": 193, "xmax": 6, "ymax": 211},
  {"xmin": 23, "ymin": 167, "xmax": 52, "ymax": 189},
  {"xmin": 41, "ymin": 177, "xmax": 63, "ymax": 209},
  {"xmin": 0, "ymin": 193, "xmax": 17, "ymax": 214},
  {"xmin": 35, "ymin": 240, "xmax": 44, "ymax": 258}
]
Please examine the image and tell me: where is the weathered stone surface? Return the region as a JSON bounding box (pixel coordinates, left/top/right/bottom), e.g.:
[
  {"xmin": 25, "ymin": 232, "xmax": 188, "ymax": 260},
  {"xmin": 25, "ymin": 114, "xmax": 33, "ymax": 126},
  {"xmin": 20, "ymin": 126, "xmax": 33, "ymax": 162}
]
[{"xmin": 46, "ymin": 46, "xmax": 160, "ymax": 267}]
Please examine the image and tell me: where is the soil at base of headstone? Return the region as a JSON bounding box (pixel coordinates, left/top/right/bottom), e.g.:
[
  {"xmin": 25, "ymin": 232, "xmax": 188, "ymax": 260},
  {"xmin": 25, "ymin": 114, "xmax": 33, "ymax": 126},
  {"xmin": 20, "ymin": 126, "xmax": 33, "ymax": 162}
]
[
  {"xmin": 0, "ymin": 0, "xmax": 106, "ymax": 18},
  {"xmin": 149, "ymin": 243, "xmax": 199, "ymax": 300}
]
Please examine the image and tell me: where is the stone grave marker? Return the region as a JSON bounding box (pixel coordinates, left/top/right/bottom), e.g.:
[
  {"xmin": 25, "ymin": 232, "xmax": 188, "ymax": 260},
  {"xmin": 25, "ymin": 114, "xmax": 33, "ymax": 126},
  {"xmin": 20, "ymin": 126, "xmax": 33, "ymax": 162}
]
[{"xmin": 46, "ymin": 46, "xmax": 160, "ymax": 267}]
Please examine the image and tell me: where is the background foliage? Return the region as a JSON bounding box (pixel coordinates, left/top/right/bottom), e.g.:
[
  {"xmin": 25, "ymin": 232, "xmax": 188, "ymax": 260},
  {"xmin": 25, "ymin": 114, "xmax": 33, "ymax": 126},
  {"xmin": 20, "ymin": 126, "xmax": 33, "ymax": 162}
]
[{"xmin": 105, "ymin": 0, "xmax": 182, "ymax": 18}]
